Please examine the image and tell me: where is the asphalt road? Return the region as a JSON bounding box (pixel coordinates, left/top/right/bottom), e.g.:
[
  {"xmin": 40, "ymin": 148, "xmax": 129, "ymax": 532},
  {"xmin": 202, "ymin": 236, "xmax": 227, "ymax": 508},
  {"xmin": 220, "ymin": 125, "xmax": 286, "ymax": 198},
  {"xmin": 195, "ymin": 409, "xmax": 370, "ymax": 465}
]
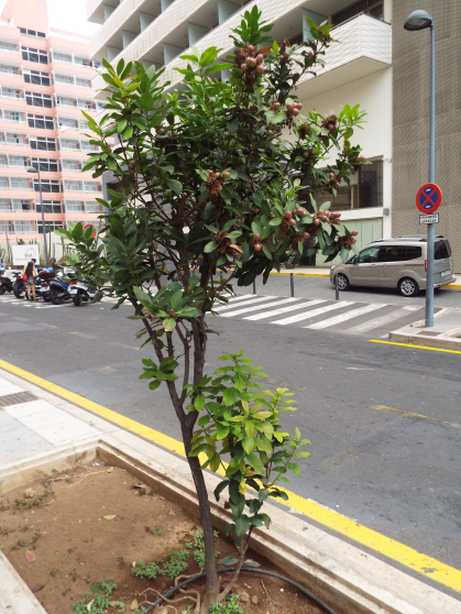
[{"xmin": 1, "ymin": 278, "xmax": 460, "ymax": 586}]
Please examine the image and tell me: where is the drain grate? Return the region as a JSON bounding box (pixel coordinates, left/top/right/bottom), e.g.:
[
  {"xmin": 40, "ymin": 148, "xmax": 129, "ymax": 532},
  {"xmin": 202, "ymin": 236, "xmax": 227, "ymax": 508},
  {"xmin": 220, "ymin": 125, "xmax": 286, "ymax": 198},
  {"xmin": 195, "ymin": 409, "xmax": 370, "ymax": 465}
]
[{"xmin": 0, "ymin": 391, "xmax": 37, "ymax": 408}]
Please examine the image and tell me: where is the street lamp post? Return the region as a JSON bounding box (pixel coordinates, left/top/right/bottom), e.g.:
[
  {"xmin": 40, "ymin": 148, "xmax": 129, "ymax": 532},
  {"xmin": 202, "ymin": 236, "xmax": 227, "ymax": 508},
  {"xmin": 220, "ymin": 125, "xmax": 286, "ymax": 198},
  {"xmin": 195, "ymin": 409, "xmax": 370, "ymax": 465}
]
[
  {"xmin": 27, "ymin": 164, "xmax": 49, "ymax": 266},
  {"xmin": 404, "ymin": 9, "xmax": 436, "ymax": 327}
]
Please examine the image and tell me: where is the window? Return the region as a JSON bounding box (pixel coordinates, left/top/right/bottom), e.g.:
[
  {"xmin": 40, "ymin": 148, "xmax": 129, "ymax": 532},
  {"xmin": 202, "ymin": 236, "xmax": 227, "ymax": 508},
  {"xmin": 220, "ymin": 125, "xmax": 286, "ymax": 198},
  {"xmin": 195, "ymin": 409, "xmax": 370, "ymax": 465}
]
[
  {"xmin": 21, "ymin": 46, "xmax": 48, "ymax": 64},
  {"xmin": 74, "ymin": 55, "xmax": 92, "ymax": 66},
  {"xmin": 76, "ymin": 77, "xmax": 92, "ymax": 88},
  {"xmin": 332, "ymin": 0, "xmax": 384, "ymax": 26},
  {"xmin": 58, "ymin": 116, "xmax": 78, "ymax": 129},
  {"xmin": 64, "ymin": 180, "xmax": 82, "ymax": 191},
  {"xmin": 0, "ymin": 177, "xmax": 9, "ymax": 188},
  {"xmin": 56, "ymin": 95, "xmax": 77, "ymax": 107},
  {"xmin": 15, "ymin": 221, "xmax": 35, "ymax": 232},
  {"xmin": 85, "ymin": 201, "xmax": 102, "ymax": 213},
  {"xmin": 79, "ymin": 119, "xmax": 89, "ymax": 130},
  {"xmin": 0, "ymin": 221, "xmax": 15, "ymax": 233},
  {"xmin": 1, "ymin": 87, "xmax": 23, "ymax": 99},
  {"xmin": 435, "ymin": 240, "xmax": 452, "ymax": 260},
  {"xmin": 27, "ymin": 113, "xmax": 54, "ymax": 129},
  {"xmin": 19, "ymin": 27, "xmax": 46, "ymax": 38},
  {"xmin": 30, "ymin": 136, "xmax": 57, "ymax": 151},
  {"xmin": 10, "ymin": 177, "xmax": 31, "ymax": 189},
  {"xmin": 36, "ymin": 200, "xmax": 62, "ymax": 213},
  {"xmin": 8, "ymin": 155, "xmax": 28, "ymax": 167},
  {"xmin": 54, "ymin": 73, "xmax": 74, "ymax": 85},
  {"xmin": 31, "ymin": 157, "xmax": 59, "ymax": 172},
  {"xmin": 6, "ymin": 133, "xmax": 28, "ymax": 145},
  {"xmin": 38, "ymin": 221, "xmax": 63, "ymax": 233},
  {"xmin": 0, "ymin": 40, "xmax": 18, "ymax": 52},
  {"xmin": 34, "ymin": 179, "xmax": 61, "ymax": 193},
  {"xmin": 62, "ymin": 159, "xmax": 82, "ymax": 171},
  {"xmin": 0, "ymin": 64, "xmax": 20, "ymax": 75},
  {"xmin": 83, "ymin": 181, "xmax": 100, "ymax": 192},
  {"xmin": 52, "ymin": 50, "xmax": 72, "ymax": 63},
  {"xmin": 0, "ymin": 199, "xmax": 11, "ymax": 211},
  {"xmin": 23, "ymin": 69, "xmax": 51, "ymax": 86},
  {"xmin": 378, "ymin": 246, "xmax": 422, "ymax": 262},
  {"xmin": 77, "ymin": 98, "xmax": 95, "ymax": 109},
  {"xmin": 315, "ymin": 158, "xmax": 383, "ymax": 211},
  {"xmin": 12, "ymin": 199, "xmax": 33, "ymax": 210},
  {"xmin": 0, "ymin": 154, "xmax": 6, "ymax": 165},
  {"xmin": 357, "ymin": 246, "xmax": 380, "ymax": 263},
  {"xmin": 81, "ymin": 140, "xmax": 95, "ymax": 151},
  {"xmin": 3, "ymin": 110, "xmax": 25, "ymax": 123},
  {"xmin": 65, "ymin": 200, "xmax": 84, "ymax": 211},
  {"xmin": 25, "ymin": 91, "xmax": 53, "ymax": 107},
  {"xmin": 60, "ymin": 138, "xmax": 80, "ymax": 150}
]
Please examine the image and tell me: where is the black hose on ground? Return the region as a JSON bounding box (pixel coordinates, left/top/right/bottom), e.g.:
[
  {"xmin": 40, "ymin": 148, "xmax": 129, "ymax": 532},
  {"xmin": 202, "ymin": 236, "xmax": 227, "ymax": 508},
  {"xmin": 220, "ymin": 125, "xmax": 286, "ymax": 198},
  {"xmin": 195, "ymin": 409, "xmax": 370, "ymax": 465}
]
[{"xmin": 142, "ymin": 564, "xmax": 336, "ymax": 614}]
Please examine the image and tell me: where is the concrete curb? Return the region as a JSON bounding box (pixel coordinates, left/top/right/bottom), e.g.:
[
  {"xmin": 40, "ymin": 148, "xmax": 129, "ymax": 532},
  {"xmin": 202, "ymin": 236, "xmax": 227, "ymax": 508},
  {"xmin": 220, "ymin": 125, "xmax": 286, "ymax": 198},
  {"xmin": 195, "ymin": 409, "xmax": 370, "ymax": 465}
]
[
  {"xmin": 389, "ymin": 331, "xmax": 461, "ymax": 351},
  {"xmin": 0, "ymin": 551, "xmax": 47, "ymax": 614},
  {"xmin": 1, "ymin": 436, "xmax": 461, "ymax": 613}
]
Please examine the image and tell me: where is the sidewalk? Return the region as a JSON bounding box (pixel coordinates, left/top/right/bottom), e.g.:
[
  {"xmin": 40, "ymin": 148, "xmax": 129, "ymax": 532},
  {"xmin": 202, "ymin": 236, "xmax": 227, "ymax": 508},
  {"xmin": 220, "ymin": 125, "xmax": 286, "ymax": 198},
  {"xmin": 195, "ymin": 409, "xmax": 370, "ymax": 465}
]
[
  {"xmin": 389, "ymin": 306, "xmax": 461, "ymax": 351},
  {"xmin": 272, "ymin": 267, "xmax": 461, "ymax": 290},
  {"xmin": 1, "ymin": 366, "xmax": 461, "ymax": 613}
]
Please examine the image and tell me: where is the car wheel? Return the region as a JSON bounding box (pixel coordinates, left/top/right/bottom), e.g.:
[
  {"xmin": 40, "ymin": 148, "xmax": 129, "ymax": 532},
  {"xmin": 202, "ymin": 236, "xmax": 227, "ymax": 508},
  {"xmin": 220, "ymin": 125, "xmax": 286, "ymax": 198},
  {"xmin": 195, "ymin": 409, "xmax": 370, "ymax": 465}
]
[
  {"xmin": 335, "ymin": 273, "xmax": 350, "ymax": 291},
  {"xmin": 398, "ymin": 277, "xmax": 419, "ymax": 297}
]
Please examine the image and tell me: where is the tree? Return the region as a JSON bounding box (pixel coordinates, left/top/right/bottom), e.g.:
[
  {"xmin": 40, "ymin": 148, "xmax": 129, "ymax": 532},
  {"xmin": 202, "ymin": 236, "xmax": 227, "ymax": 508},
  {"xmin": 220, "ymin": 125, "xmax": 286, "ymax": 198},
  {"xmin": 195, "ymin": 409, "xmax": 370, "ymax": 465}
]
[{"xmin": 64, "ymin": 8, "xmax": 363, "ymax": 612}]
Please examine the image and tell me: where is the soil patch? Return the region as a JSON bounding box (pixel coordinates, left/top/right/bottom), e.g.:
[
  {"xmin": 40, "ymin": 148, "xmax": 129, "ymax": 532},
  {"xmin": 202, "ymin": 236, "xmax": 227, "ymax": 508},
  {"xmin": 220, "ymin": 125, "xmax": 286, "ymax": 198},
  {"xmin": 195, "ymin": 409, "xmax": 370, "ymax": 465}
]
[{"xmin": 0, "ymin": 460, "xmax": 321, "ymax": 613}]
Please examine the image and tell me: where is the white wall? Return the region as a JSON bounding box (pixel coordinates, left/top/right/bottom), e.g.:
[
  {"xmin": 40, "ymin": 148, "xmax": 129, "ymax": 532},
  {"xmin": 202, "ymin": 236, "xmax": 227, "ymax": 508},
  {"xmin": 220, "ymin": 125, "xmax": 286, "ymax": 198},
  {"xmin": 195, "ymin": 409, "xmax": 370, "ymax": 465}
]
[{"xmin": 299, "ymin": 68, "xmax": 393, "ymax": 237}]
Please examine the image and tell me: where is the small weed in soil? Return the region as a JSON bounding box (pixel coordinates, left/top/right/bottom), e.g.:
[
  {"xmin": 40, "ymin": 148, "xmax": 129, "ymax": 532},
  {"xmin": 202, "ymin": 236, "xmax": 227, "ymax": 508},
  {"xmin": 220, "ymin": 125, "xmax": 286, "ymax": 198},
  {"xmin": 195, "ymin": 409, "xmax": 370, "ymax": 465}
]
[
  {"xmin": 209, "ymin": 594, "xmax": 244, "ymax": 614},
  {"xmin": 131, "ymin": 560, "xmax": 160, "ymax": 580},
  {"xmin": 11, "ymin": 529, "xmax": 41, "ymax": 551},
  {"xmin": 185, "ymin": 528, "xmax": 205, "ymax": 569},
  {"xmin": 14, "ymin": 487, "xmax": 52, "ymax": 510},
  {"xmin": 72, "ymin": 580, "xmax": 125, "ymax": 614},
  {"xmin": 160, "ymin": 548, "xmax": 190, "ymax": 579}
]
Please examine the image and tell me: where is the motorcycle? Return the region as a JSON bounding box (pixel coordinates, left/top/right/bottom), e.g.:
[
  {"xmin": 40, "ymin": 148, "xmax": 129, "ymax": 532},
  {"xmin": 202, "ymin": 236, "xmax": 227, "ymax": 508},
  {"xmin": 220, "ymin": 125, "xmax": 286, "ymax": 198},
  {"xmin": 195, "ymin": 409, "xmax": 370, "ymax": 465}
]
[
  {"xmin": 68, "ymin": 279, "xmax": 103, "ymax": 306},
  {"xmin": 48, "ymin": 273, "xmax": 73, "ymax": 305},
  {"xmin": 0, "ymin": 271, "xmax": 13, "ymax": 295}
]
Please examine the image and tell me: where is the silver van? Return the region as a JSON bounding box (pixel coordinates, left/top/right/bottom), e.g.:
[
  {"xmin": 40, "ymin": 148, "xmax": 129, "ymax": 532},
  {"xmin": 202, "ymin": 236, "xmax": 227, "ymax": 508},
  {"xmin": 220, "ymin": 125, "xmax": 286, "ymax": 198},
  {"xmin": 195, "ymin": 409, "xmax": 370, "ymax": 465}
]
[{"xmin": 330, "ymin": 236, "xmax": 455, "ymax": 297}]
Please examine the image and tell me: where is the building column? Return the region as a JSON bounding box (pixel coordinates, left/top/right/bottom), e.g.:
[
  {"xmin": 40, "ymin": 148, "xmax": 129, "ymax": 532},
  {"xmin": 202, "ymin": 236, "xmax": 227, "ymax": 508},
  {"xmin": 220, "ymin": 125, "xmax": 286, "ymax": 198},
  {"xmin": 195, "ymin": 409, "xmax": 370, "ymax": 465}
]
[
  {"xmin": 187, "ymin": 23, "xmax": 209, "ymax": 47},
  {"xmin": 163, "ymin": 44, "xmax": 182, "ymax": 65},
  {"xmin": 139, "ymin": 13, "xmax": 153, "ymax": 32},
  {"xmin": 302, "ymin": 9, "xmax": 327, "ymax": 42},
  {"xmin": 106, "ymin": 46, "xmax": 121, "ymax": 61},
  {"xmin": 160, "ymin": 0, "xmax": 174, "ymax": 12},
  {"xmin": 217, "ymin": 0, "xmax": 238, "ymax": 25},
  {"xmin": 122, "ymin": 31, "xmax": 136, "ymax": 49},
  {"xmin": 103, "ymin": 5, "xmax": 115, "ymax": 21}
]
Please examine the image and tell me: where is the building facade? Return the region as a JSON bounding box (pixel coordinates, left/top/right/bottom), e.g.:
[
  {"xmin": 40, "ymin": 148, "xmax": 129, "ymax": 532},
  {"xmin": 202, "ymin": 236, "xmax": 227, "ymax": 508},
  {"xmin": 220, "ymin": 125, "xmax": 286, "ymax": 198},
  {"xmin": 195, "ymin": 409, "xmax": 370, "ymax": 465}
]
[
  {"xmin": 392, "ymin": 0, "xmax": 461, "ymax": 272},
  {"xmin": 0, "ymin": 0, "xmax": 103, "ymax": 255}
]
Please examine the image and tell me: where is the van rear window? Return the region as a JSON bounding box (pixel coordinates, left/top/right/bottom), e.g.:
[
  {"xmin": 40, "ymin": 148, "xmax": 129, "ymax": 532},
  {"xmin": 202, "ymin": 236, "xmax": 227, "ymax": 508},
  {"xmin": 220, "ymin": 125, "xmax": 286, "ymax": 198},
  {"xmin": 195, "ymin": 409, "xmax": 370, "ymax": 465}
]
[{"xmin": 434, "ymin": 240, "xmax": 451, "ymax": 259}]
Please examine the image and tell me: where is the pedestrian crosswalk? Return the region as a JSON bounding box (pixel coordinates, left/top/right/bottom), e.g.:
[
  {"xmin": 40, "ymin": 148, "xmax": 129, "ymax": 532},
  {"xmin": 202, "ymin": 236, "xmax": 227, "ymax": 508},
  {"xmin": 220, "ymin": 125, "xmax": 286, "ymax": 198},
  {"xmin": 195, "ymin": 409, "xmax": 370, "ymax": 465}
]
[
  {"xmin": 213, "ymin": 294, "xmax": 423, "ymax": 337},
  {"xmin": 0, "ymin": 291, "xmax": 425, "ymax": 338}
]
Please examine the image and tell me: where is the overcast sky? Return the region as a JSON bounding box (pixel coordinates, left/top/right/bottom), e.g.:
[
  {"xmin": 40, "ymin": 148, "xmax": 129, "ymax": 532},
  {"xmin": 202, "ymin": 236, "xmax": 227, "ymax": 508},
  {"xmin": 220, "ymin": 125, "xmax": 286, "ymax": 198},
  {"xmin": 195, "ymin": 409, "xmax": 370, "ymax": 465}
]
[{"xmin": 0, "ymin": 0, "xmax": 100, "ymax": 36}]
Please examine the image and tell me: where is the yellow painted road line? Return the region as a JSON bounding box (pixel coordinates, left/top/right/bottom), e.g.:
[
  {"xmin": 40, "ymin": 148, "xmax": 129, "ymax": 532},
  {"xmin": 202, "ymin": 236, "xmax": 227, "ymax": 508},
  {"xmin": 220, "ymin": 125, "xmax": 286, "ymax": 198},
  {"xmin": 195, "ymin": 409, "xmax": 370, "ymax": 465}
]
[
  {"xmin": 369, "ymin": 338, "xmax": 461, "ymax": 356},
  {"xmin": 1, "ymin": 357, "xmax": 461, "ymax": 594}
]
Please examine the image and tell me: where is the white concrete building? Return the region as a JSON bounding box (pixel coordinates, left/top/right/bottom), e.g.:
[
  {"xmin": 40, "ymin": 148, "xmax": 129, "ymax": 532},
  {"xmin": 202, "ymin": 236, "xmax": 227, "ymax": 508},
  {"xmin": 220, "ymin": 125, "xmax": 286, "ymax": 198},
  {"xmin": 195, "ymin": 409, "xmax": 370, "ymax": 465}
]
[{"xmin": 87, "ymin": 0, "xmax": 393, "ymax": 254}]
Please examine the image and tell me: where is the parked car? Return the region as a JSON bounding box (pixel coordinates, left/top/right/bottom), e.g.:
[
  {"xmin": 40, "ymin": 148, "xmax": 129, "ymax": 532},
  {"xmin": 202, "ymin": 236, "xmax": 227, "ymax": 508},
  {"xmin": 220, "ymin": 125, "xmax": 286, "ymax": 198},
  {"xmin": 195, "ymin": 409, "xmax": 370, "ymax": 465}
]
[{"xmin": 330, "ymin": 236, "xmax": 455, "ymax": 297}]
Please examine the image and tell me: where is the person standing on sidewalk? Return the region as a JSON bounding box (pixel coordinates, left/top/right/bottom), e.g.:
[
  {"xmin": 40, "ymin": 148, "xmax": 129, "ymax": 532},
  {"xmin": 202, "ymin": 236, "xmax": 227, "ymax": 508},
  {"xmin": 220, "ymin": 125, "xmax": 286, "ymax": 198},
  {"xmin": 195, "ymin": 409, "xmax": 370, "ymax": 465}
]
[{"xmin": 22, "ymin": 258, "xmax": 37, "ymax": 301}]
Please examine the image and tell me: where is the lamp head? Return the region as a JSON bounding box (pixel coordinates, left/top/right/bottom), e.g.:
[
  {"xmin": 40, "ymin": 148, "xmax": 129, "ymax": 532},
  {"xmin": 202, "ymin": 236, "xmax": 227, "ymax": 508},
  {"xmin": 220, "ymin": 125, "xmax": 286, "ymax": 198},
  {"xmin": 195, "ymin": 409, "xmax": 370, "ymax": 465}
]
[{"xmin": 404, "ymin": 9, "xmax": 433, "ymax": 31}]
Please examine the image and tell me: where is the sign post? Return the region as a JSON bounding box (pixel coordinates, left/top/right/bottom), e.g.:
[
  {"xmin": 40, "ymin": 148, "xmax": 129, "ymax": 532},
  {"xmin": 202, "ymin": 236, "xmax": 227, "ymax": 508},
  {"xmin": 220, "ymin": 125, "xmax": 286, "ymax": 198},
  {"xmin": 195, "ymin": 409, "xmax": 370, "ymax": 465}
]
[{"xmin": 416, "ymin": 182, "xmax": 442, "ymax": 327}]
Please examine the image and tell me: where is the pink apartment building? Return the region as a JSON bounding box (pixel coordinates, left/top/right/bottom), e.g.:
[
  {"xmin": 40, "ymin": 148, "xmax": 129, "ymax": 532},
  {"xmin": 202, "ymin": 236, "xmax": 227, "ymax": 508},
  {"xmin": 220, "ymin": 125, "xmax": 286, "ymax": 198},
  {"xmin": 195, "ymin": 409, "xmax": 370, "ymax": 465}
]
[{"xmin": 0, "ymin": 0, "xmax": 102, "ymax": 251}]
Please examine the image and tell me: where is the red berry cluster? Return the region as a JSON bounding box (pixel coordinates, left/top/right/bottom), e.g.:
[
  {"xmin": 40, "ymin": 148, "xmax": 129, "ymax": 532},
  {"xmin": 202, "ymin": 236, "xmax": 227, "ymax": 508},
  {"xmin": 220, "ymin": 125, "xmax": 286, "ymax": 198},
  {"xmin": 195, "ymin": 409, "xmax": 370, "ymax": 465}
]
[
  {"xmin": 235, "ymin": 44, "xmax": 265, "ymax": 86},
  {"xmin": 206, "ymin": 170, "xmax": 229, "ymax": 200},
  {"xmin": 321, "ymin": 114, "xmax": 338, "ymax": 132},
  {"xmin": 339, "ymin": 232, "xmax": 358, "ymax": 250}
]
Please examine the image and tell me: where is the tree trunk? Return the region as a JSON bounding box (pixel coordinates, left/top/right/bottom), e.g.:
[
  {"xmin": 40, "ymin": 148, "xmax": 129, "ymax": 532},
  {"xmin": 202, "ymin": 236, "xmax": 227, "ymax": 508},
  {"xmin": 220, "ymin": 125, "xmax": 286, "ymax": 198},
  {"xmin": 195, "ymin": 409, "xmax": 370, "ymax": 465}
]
[{"xmin": 186, "ymin": 453, "xmax": 220, "ymax": 612}]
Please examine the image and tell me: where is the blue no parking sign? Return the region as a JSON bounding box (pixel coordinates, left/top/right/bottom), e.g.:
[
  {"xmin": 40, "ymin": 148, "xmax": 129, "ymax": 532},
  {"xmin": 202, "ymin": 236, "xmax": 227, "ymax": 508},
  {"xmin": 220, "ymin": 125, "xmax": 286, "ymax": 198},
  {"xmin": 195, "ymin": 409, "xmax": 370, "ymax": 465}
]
[{"xmin": 416, "ymin": 182, "xmax": 442, "ymax": 215}]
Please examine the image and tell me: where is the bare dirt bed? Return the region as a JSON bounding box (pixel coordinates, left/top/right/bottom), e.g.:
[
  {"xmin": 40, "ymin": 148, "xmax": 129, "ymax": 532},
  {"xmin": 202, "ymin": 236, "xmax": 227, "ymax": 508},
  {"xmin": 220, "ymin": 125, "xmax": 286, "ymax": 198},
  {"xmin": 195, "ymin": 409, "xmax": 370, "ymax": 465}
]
[{"xmin": 0, "ymin": 461, "xmax": 320, "ymax": 613}]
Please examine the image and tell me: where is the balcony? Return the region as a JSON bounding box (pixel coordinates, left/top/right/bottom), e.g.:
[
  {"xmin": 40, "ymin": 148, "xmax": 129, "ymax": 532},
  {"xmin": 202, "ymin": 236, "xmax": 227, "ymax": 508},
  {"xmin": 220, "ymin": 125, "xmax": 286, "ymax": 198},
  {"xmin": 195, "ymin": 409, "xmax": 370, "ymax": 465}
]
[
  {"xmin": 87, "ymin": 0, "xmax": 121, "ymax": 24},
  {"xmin": 297, "ymin": 14, "xmax": 392, "ymax": 99}
]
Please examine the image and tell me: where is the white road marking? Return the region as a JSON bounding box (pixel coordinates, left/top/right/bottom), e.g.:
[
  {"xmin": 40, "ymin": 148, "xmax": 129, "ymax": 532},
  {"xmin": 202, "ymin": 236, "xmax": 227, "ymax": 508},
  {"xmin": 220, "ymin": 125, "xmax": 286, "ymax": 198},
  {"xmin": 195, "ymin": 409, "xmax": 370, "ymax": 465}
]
[
  {"xmin": 244, "ymin": 299, "xmax": 328, "ymax": 321},
  {"xmin": 349, "ymin": 306, "xmax": 422, "ymax": 333},
  {"xmin": 273, "ymin": 301, "xmax": 355, "ymax": 325},
  {"xmin": 213, "ymin": 295, "xmax": 276, "ymax": 312},
  {"xmin": 220, "ymin": 297, "xmax": 299, "ymax": 318},
  {"xmin": 306, "ymin": 303, "xmax": 387, "ymax": 330}
]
